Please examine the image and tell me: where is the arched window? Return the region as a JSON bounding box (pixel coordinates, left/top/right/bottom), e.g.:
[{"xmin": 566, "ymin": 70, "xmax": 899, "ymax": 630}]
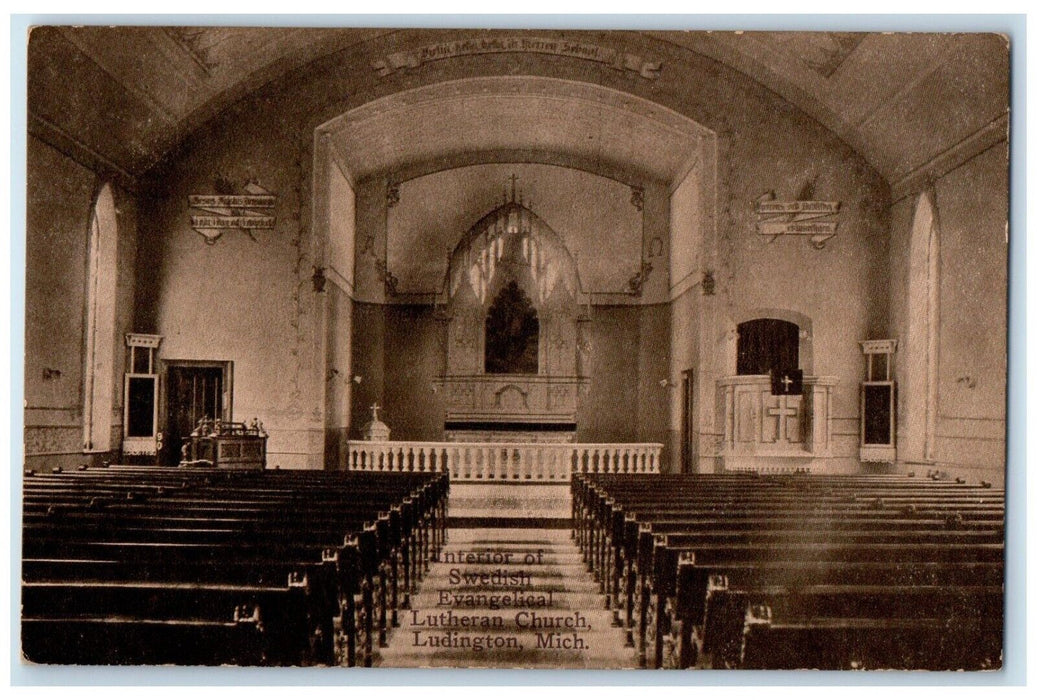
[
  {"xmin": 737, "ymin": 318, "xmax": 799, "ymax": 376},
  {"xmin": 485, "ymin": 281, "xmax": 539, "ymax": 374},
  {"xmin": 83, "ymin": 184, "xmax": 119, "ymax": 452},
  {"xmin": 905, "ymin": 190, "xmax": 940, "ymax": 462}
]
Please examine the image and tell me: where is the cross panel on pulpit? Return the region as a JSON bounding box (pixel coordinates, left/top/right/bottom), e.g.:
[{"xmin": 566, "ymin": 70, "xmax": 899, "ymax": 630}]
[
  {"xmin": 762, "ymin": 395, "xmax": 802, "ymax": 445},
  {"xmin": 735, "ymin": 391, "xmax": 803, "ymax": 447},
  {"xmin": 721, "ymin": 375, "xmax": 836, "ymax": 458}
]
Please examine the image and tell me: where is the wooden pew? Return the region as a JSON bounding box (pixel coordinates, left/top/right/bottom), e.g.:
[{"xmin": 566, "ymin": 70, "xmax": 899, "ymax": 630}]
[
  {"xmin": 738, "ymin": 610, "xmax": 1002, "ymax": 670},
  {"xmin": 22, "ymin": 614, "xmax": 271, "ymax": 665},
  {"xmin": 698, "ymin": 576, "xmax": 1002, "ymax": 669},
  {"xmin": 573, "ymin": 472, "xmax": 1005, "ymax": 670},
  {"xmin": 21, "ymin": 466, "xmax": 448, "ymax": 666},
  {"xmin": 22, "ymin": 577, "xmax": 320, "ymax": 665},
  {"xmin": 595, "ymin": 506, "xmax": 1001, "ymax": 663}
]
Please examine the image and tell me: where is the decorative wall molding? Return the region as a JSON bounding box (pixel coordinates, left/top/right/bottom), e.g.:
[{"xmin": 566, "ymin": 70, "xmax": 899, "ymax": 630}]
[
  {"xmin": 891, "ymin": 113, "xmax": 1009, "ymax": 203},
  {"xmin": 702, "ymin": 270, "xmax": 716, "ymax": 296},
  {"xmin": 630, "ymin": 185, "xmax": 645, "ymax": 212},
  {"xmin": 28, "ymin": 113, "xmax": 138, "ymax": 193},
  {"xmin": 371, "ymin": 37, "xmax": 662, "ymax": 80},
  {"xmin": 374, "ymin": 258, "xmax": 400, "ymax": 295},
  {"xmin": 627, "ymin": 260, "xmax": 653, "ymax": 296},
  {"xmin": 434, "ymin": 374, "xmax": 588, "ymax": 424}
]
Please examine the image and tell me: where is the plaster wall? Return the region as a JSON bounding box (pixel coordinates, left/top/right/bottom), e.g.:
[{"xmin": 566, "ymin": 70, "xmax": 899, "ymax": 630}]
[
  {"xmin": 889, "ymin": 142, "xmax": 1008, "ymax": 485},
  {"xmin": 25, "ymin": 135, "xmax": 138, "ymax": 471}
]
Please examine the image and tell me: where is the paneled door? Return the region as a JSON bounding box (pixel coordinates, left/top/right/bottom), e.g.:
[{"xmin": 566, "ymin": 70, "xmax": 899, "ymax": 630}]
[{"xmin": 163, "ymin": 363, "xmax": 229, "ymax": 465}]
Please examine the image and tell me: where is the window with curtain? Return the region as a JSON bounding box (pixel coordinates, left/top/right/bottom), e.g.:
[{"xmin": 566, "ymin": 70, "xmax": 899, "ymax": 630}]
[{"xmin": 736, "ymin": 318, "xmax": 799, "ymax": 376}]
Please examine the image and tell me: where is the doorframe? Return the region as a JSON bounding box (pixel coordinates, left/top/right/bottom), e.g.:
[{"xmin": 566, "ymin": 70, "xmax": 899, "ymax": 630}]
[
  {"xmin": 159, "ymin": 359, "xmax": 234, "ymax": 461},
  {"xmin": 681, "ymin": 369, "xmax": 694, "ymax": 473}
]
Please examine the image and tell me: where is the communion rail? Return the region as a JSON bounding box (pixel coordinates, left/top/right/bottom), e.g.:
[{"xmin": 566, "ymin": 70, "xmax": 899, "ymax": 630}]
[{"xmin": 345, "ymin": 441, "xmax": 662, "ymax": 482}]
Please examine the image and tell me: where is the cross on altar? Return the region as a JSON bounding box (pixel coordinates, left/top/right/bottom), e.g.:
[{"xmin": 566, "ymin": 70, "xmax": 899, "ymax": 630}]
[
  {"xmin": 767, "ymin": 397, "xmax": 798, "ymax": 442},
  {"xmin": 362, "ymin": 402, "xmax": 390, "ymax": 441},
  {"xmin": 780, "ymin": 374, "xmax": 794, "ymax": 392}
]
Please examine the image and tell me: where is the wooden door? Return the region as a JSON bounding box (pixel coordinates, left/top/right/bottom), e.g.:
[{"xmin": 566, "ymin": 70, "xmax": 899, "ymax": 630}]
[{"xmin": 164, "ymin": 365, "xmax": 225, "ymax": 465}]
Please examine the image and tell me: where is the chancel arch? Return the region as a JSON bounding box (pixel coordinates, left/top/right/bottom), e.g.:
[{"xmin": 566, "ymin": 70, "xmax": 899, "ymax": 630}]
[{"xmin": 313, "ymin": 73, "xmax": 715, "ymax": 457}]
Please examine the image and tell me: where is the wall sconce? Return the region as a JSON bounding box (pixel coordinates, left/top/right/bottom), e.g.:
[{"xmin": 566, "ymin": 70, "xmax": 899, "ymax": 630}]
[
  {"xmin": 702, "ymin": 270, "xmax": 716, "ymax": 296},
  {"xmin": 42, "ymin": 367, "xmax": 62, "ymax": 380},
  {"xmin": 956, "ymin": 374, "xmax": 977, "ymax": 389},
  {"xmin": 312, "ymin": 266, "xmax": 327, "ymax": 293},
  {"xmin": 628, "ymin": 260, "xmax": 653, "ymax": 296},
  {"xmin": 326, "ymin": 368, "xmax": 340, "ymax": 382},
  {"xmin": 352, "ymin": 375, "xmax": 363, "ymax": 385},
  {"xmin": 659, "ymin": 378, "xmax": 677, "ymax": 389}
]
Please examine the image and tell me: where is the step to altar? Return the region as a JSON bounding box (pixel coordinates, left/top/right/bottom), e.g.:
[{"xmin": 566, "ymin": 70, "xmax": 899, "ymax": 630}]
[{"xmin": 447, "ymin": 483, "xmax": 571, "ymax": 528}]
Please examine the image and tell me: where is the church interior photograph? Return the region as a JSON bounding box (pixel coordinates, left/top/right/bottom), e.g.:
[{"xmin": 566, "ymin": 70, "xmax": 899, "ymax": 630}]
[{"xmin": 20, "ymin": 25, "xmax": 1010, "ymax": 670}]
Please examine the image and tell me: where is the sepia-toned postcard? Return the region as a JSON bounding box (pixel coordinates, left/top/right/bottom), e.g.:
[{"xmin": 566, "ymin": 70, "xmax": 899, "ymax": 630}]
[{"xmin": 19, "ymin": 23, "xmax": 1011, "ymax": 672}]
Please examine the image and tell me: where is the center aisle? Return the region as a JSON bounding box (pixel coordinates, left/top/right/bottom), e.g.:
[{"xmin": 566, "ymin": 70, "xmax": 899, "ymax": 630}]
[{"xmin": 375, "ymin": 484, "xmax": 638, "ymax": 669}]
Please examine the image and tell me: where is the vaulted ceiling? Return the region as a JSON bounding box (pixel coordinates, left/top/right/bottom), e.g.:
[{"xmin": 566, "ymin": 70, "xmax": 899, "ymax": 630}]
[
  {"xmin": 321, "ymin": 76, "xmax": 707, "ymax": 183},
  {"xmin": 26, "ymin": 26, "xmax": 1009, "ymax": 188}
]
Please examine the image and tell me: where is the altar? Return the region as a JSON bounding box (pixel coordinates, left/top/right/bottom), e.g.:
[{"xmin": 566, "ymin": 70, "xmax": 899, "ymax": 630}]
[
  {"xmin": 435, "ymin": 374, "xmax": 585, "ymax": 442},
  {"xmin": 432, "ymin": 195, "xmax": 592, "ymax": 444}
]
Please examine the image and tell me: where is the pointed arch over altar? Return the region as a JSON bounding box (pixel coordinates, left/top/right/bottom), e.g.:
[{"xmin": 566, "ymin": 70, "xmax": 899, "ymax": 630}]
[{"xmin": 435, "ymin": 193, "xmax": 590, "ymax": 440}]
